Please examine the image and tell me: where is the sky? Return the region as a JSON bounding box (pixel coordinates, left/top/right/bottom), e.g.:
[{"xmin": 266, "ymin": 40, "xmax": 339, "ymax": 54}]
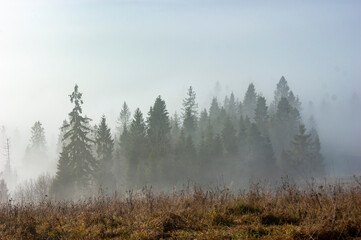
[{"xmin": 0, "ymin": 0, "xmax": 360, "ymax": 176}]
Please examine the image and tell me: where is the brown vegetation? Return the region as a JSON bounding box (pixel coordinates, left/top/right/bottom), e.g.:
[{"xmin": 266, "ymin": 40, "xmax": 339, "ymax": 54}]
[{"xmin": 0, "ymin": 178, "xmax": 361, "ymax": 239}]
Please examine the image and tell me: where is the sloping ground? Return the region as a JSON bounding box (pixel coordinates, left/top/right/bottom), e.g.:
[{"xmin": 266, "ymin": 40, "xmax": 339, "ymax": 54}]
[{"xmin": 0, "ymin": 179, "xmax": 361, "ymax": 239}]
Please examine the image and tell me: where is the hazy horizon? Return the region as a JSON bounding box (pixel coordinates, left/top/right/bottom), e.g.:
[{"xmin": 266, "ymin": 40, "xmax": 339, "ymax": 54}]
[{"xmin": 1, "ymin": 0, "xmax": 361, "ymax": 182}]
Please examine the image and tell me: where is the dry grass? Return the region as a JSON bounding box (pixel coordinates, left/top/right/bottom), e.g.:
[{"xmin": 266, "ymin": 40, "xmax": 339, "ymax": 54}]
[{"xmin": 1, "ymin": 178, "xmax": 361, "ymax": 239}]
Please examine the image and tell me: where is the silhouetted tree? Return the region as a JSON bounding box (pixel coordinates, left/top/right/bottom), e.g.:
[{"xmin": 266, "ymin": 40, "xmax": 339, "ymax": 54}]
[
  {"xmin": 242, "ymin": 83, "xmax": 257, "ymax": 120},
  {"xmin": 54, "ymin": 85, "xmax": 97, "ymax": 197},
  {"xmin": 95, "ymin": 116, "xmax": 115, "ymax": 192},
  {"xmin": 182, "ymin": 86, "xmax": 198, "ymax": 137},
  {"xmin": 126, "ymin": 108, "xmax": 148, "ymax": 185},
  {"xmin": 147, "ymin": 96, "xmax": 171, "ymax": 183}
]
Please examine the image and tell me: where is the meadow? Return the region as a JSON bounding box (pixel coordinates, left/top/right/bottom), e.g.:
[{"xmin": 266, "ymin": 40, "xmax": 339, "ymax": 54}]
[{"xmin": 0, "ymin": 177, "xmax": 360, "ymax": 240}]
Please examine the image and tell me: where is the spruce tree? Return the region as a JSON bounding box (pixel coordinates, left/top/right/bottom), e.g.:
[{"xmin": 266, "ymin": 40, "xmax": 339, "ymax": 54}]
[
  {"xmin": 126, "ymin": 108, "xmax": 147, "ymax": 185},
  {"xmin": 95, "ymin": 116, "xmax": 115, "ymax": 192},
  {"xmin": 270, "ymin": 97, "xmax": 300, "ymax": 158},
  {"xmin": 282, "ymin": 124, "xmax": 324, "ymax": 178},
  {"xmin": 222, "ymin": 116, "xmax": 237, "ymax": 156},
  {"xmin": 198, "ymin": 109, "xmax": 208, "ymax": 135},
  {"xmin": 55, "ymin": 84, "xmax": 97, "ymax": 197},
  {"xmin": 254, "ymin": 96, "xmax": 269, "ymax": 137},
  {"xmin": 182, "ymin": 86, "xmax": 198, "ymax": 137},
  {"xmin": 117, "ymin": 101, "xmax": 131, "ymax": 135},
  {"xmin": 246, "ymin": 123, "xmax": 276, "ymax": 179},
  {"xmin": 147, "ymin": 96, "xmax": 171, "ymax": 183},
  {"xmin": 242, "ymin": 83, "xmax": 257, "ymax": 121},
  {"xmin": 23, "ymin": 121, "xmax": 48, "ymax": 174}
]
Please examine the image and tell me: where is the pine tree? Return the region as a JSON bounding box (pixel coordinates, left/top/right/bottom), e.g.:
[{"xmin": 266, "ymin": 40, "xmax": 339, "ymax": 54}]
[
  {"xmin": 222, "ymin": 116, "xmax": 237, "ymax": 156},
  {"xmin": 182, "ymin": 86, "xmax": 198, "ymax": 137},
  {"xmin": 242, "ymin": 83, "xmax": 257, "ymax": 120},
  {"xmin": 209, "ymin": 97, "xmax": 220, "ymax": 123},
  {"xmin": 270, "ymin": 76, "xmax": 301, "ymax": 114},
  {"xmin": 117, "ymin": 102, "xmax": 131, "ymax": 135},
  {"xmin": 269, "ymin": 97, "xmax": 300, "ymax": 158},
  {"xmin": 54, "ymin": 84, "xmax": 97, "ymax": 197},
  {"xmin": 226, "ymin": 92, "xmax": 237, "ymax": 118},
  {"xmin": 246, "ymin": 123, "xmax": 276, "ymax": 179},
  {"xmin": 126, "ymin": 108, "xmax": 147, "ymax": 185},
  {"xmin": 270, "ymin": 76, "xmax": 290, "ymax": 114},
  {"xmin": 24, "ymin": 121, "xmax": 48, "ymax": 175},
  {"xmin": 95, "ymin": 116, "xmax": 115, "ymax": 192},
  {"xmin": 198, "ymin": 109, "xmax": 208, "ymax": 135},
  {"xmin": 282, "ymin": 125, "xmax": 324, "ymax": 178},
  {"xmin": 147, "ymin": 96, "xmax": 171, "ymax": 183},
  {"xmin": 254, "ymin": 96, "xmax": 269, "ymax": 137},
  {"xmin": 170, "ymin": 112, "xmax": 181, "ymax": 145},
  {"xmin": 29, "ymin": 121, "xmax": 46, "ymax": 153}
]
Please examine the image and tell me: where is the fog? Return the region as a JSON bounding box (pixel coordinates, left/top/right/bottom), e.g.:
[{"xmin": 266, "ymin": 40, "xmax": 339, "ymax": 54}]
[{"xmin": 0, "ymin": 0, "xmax": 360, "ymax": 197}]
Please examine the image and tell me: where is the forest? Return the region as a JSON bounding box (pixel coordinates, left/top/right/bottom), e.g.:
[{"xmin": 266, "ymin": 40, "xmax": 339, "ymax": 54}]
[{"xmin": 0, "ymin": 76, "xmax": 325, "ymax": 201}]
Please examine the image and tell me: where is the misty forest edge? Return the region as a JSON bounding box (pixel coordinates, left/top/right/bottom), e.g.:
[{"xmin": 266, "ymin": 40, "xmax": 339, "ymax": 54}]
[{"xmin": 1, "ymin": 76, "xmax": 325, "ymax": 200}]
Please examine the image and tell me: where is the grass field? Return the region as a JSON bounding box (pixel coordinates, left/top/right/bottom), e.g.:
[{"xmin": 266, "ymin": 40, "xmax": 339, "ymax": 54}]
[{"xmin": 1, "ymin": 177, "xmax": 360, "ymax": 239}]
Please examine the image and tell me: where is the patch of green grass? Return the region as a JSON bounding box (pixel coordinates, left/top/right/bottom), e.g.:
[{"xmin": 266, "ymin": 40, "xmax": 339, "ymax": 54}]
[{"xmin": 226, "ymin": 202, "xmax": 259, "ymax": 216}]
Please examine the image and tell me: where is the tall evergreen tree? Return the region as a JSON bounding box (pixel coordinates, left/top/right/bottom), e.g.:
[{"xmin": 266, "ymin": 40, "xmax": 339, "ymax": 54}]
[
  {"xmin": 29, "ymin": 121, "xmax": 46, "ymax": 153},
  {"xmin": 95, "ymin": 116, "xmax": 115, "ymax": 192},
  {"xmin": 198, "ymin": 109, "xmax": 208, "ymax": 135},
  {"xmin": 246, "ymin": 123, "xmax": 276, "ymax": 179},
  {"xmin": 54, "ymin": 85, "xmax": 97, "ymax": 197},
  {"xmin": 170, "ymin": 112, "xmax": 181, "ymax": 145},
  {"xmin": 23, "ymin": 121, "xmax": 48, "ymax": 175},
  {"xmin": 222, "ymin": 116, "xmax": 238, "ymax": 156},
  {"xmin": 242, "ymin": 83, "xmax": 257, "ymax": 120},
  {"xmin": 126, "ymin": 108, "xmax": 147, "ymax": 185},
  {"xmin": 209, "ymin": 97, "xmax": 220, "ymax": 123},
  {"xmin": 281, "ymin": 125, "xmax": 323, "ymax": 177},
  {"xmin": 182, "ymin": 86, "xmax": 198, "ymax": 137},
  {"xmin": 269, "ymin": 97, "xmax": 300, "ymax": 158},
  {"xmin": 254, "ymin": 96, "xmax": 269, "ymax": 137},
  {"xmin": 117, "ymin": 101, "xmax": 131, "ymax": 135},
  {"xmin": 147, "ymin": 96, "xmax": 171, "ymax": 182}
]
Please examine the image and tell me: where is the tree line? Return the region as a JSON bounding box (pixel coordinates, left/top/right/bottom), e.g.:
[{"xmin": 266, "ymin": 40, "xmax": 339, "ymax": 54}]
[{"xmin": 23, "ymin": 77, "xmax": 324, "ymax": 199}]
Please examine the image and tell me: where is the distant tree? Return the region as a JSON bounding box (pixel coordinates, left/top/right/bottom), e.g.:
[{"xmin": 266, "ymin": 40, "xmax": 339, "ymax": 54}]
[
  {"xmin": 245, "ymin": 124, "xmax": 276, "ymax": 179},
  {"xmin": 182, "ymin": 86, "xmax": 198, "ymax": 137},
  {"xmin": 242, "ymin": 83, "xmax": 257, "ymax": 120},
  {"xmin": 117, "ymin": 102, "xmax": 131, "ymax": 135},
  {"xmin": 270, "ymin": 76, "xmax": 301, "ymax": 114},
  {"xmin": 95, "ymin": 116, "xmax": 115, "ymax": 192},
  {"xmin": 281, "ymin": 125, "xmax": 324, "ymax": 178},
  {"xmin": 126, "ymin": 108, "xmax": 148, "ymax": 185},
  {"xmin": 269, "ymin": 97, "xmax": 300, "ymax": 158},
  {"xmin": 170, "ymin": 112, "xmax": 181, "ymax": 144},
  {"xmin": 254, "ymin": 96, "xmax": 269, "ymax": 137},
  {"xmin": 198, "ymin": 109, "xmax": 209, "ymax": 134},
  {"xmin": 270, "ymin": 76, "xmax": 289, "ymax": 114},
  {"xmin": 173, "ymin": 134, "xmax": 197, "ymax": 181},
  {"xmin": 147, "ymin": 96, "xmax": 171, "ymax": 182},
  {"xmin": 222, "ymin": 116, "xmax": 238, "ymax": 156},
  {"xmin": 209, "ymin": 97, "xmax": 221, "ymax": 123},
  {"xmin": 23, "ymin": 121, "xmax": 48, "ymax": 174},
  {"xmin": 53, "ymin": 85, "xmax": 97, "ymax": 197},
  {"xmin": 288, "ymin": 91, "xmax": 301, "ymax": 111},
  {"xmin": 29, "ymin": 121, "xmax": 46, "ymax": 153}
]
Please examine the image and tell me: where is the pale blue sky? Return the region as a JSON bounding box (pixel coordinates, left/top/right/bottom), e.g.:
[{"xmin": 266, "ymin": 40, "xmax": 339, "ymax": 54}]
[{"xmin": 0, "ymin": 0, "xmax": 360, "ymax": 146}]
